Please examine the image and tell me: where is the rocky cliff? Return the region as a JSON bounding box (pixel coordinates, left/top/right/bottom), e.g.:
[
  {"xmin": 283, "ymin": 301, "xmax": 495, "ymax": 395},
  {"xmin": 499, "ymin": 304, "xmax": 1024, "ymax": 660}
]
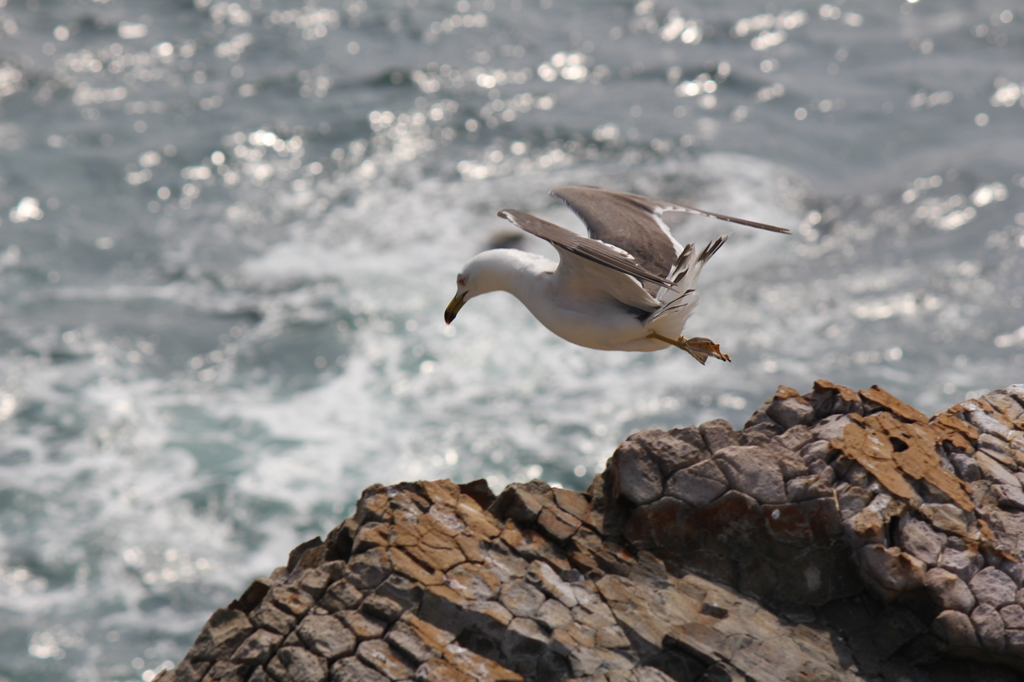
[{"xmin": 156, "ymin": 382, "xmax": 1024, "ymax": 682}]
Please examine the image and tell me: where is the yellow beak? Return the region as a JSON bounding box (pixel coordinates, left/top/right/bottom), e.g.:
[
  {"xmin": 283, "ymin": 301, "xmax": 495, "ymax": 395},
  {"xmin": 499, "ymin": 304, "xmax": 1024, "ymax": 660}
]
[{"xmin": 444, "ymin": 291, "xmax": 468, "ymax": 324}]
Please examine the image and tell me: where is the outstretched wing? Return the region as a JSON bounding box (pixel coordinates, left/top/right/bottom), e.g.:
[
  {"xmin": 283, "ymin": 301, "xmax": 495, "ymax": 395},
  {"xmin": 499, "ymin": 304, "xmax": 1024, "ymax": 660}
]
[
  {"xmin": 551, "ymin": 185, "xmax": 684, "ymax": 281},
  {"xmin": 496, "ymin": 208, "xmax": 673, "ymax": 288},
  {"xmin": 551, "ymin": 184, "xmax": 790, "ymax": 280}
]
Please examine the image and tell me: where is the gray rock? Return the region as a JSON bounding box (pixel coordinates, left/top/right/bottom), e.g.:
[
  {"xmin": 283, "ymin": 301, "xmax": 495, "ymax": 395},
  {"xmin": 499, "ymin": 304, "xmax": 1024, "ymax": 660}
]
[
  {"xmin": 296, "ymin": 615, "xmax": 356, "ymax": 660},
  {"xmin": 785, "ymin": 468, "xmax": 835, "ymax": 502},
  {"xmin": 925, "ymin": 568, "xmax": 976, "ymax": 613},
  {"xmin": 345, "ymin": 548, "xmax": 391, "ymax": 591},
  {"xmin": 191, "ymin": 609, "xmax": 255, "ymax": 662},
  {"xmin": 200, "ymin": 661, "xmax": 248, "ymax": 682},
  {"xmin": 1007, "ymin": 630, "xmax": 1024, "ymax": 658},
  {"xmin": 995, "ymin": 484, "xmax": 1024, "ymax": 511},
  {"xmin": 970, "ymin": 567, "xmax": 1018, "ymax": 607},
  {"xmin": 293, "ymin": 567, "xmax": 333, "ymax": 600},
  {"xmin": 249, "ymin": 602, "xmax": 295, "ymax": 637},
  {"xmin": 776, "ymin": 425, "xmax": 813, "ymax": 453},
  {"xmin": 626, "ymin": 429, "xmax": 702, "ymax": 476},
  {"xmin": 939, "ymin": 547, "xmax": 985, "ymax": 583},
  {"xmin": 699, "ymin": 419, "xmax": 741, "ymax": 455},
  {"xmin": 933, "ymin": 609, "xmax": 980, "ymax": 649},
  {"xmin": 502, "ymin": 617, "xmax": 551, "ymax": 667},
  {"xmin": 810, "ymin": 415, "xmax": 852, "ymax": 443},
  {"xmin": 897, "ymin": 516, "xmax": 945, "ymax": 566},
  {"xmin": 975, "ymin": 453, "xmax": 1021, "ymax": 489},
  {"xmin": 948, "ymin": 451, "xmax": 982, "ymax": 482},
  {"xmin": 270, "ymin": 585, "xmax": 316, "ymax": 618},
  {"xmin": 320, "ymin": 580, "xmax": 363, "ymax": 613},
  {"xmin": 267, "ymin": 647, "xmax": 328, "ymax": 682},
  {"xmin": 608, "ymin": 441, "xmax": 663, "ymax": 506},
  {"xmin": 231, "ymin": 629, "xmax": 283, "ymax": 665},
  {"xmin": 383, "ymin": 623, "xmax": 437, "ymax": 665},
  {"xmin": 963, "ymin": 406, "xmax": 1015, "ymax": 441},
  {"xmin": 923, "ymin": 504, "xmax": 970, "ymax": 538},
  {"xmin": 360, "ymin": 594, "xmax": 404, "ymax": 623},
  {"xmin": 374, "ymin": 574, "xmax": 422, "ymax": 613},
  {"xmin": 714, "ymin": 445, "xmax": 786, "ymax": 504},
  {"xmin": 526, "ymin": 560, "xmax": 578, "ymax": 608},
  {"xmin": 499, "ymin": 579, "xmax": 547, "ymax": 618},
  {"xmin": 980, "ymin": 433, "xmax": 1016, "ymax": 464},
  {"xmin": 766, "ymin": 397, "xmax": 814, "ymax": 430},
  {"xmin": 489, "ymin": 483, "xmax": 546, "ymax": 523},
  {"xmin": 536, "ymin": 598, "xmax": 574, "ymax": 631},
  {"xmin": 1000, "ymin": 603, "xmax": 1024, "ymax": 629},
  {"xmin": 666, "ymin": 459, "xmax": 728, "ymax": 507},
  {"xmin": 330, "ymin": 657, "xmax": 388, "ymax": 682},
  {"xmin": 971, "ymin": 603, "xmax": 1007, "ymax": 652}
]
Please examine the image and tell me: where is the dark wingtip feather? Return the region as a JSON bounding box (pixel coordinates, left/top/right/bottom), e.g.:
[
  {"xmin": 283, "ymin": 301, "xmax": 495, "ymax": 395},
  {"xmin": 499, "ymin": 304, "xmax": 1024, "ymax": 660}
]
[{"xmin": 698, "ymin": 235, "xmax": 729, "ymax": 263}]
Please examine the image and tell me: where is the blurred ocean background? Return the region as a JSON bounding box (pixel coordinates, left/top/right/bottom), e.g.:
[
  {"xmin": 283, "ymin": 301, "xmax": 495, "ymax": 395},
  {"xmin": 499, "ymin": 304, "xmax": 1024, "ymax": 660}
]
[{"xmin": 0, "ymin": 0, "xmax": 1021, "ymax": 679}]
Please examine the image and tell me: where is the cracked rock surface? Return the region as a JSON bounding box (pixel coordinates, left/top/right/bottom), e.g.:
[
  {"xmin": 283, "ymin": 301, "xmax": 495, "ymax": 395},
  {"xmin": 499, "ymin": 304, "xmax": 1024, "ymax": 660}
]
[{"xmin": 157, "ymin": 382, "xmax": 1024, "ymax": 681}]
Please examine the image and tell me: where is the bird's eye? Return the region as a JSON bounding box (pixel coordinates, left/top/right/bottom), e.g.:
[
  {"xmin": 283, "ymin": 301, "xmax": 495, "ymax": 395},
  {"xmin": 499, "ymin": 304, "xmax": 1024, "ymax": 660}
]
[{"xmin": 457, "ymin": 277, "xmax": 466, "ymax": 286}]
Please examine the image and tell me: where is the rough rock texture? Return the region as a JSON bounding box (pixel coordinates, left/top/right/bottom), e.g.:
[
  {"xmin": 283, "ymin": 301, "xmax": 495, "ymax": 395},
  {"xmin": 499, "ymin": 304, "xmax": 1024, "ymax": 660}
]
[{"xmin": 157, "ymin": 382, "xmax": 1024, "ymax": 682}]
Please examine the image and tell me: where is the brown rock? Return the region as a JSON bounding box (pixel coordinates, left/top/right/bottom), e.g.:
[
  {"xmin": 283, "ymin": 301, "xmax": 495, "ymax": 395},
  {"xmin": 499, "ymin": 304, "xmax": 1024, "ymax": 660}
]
[
  {"xmin": 231, "ymin": 629, "xmax": 283, "ymax": 665},
  {"xmin": 191, "ymin": 609, "xmax": 255, "ymax": 662},
  {"xmin": 249, "ymin": 602, "xmax": 295, "ymax": 637},
  {"xmin": 329, "ymin": 657, "xmax": 388, "ymax": 682},
  {"xmin": 489, "ymin": 483, "xmax": 547, "ymax": 523},
  {"xmin": 267, "ymin": 647, "xmax": 328, "ymax": 682},
  {"xmin": 337, "ymin": 610, "xmax": 386, "ymax": 641},
  {"xmin": 356, "ymin": 640, "xmax": 414, "ymax": 680},
  {"xmin": 270, "ymin": 585, "xmax": 315, "ymax": 618},
  {"xmin": 321, "ymin": 580, "xmax": 364, "ymax": 613},
  {"xmin": 200, "ymin": 661, "xmax": 248, "ymax": 682},
  {"xmin": 858, "ymin": 544, "xmax": 926, "ymax": 598},
  {"xmin": 346, "ymin": 548, "xmax": 391, "ymax": 591},
  {"xmin": 296, "ymin": 615, "xmax": 356, "ymax": 660},
  {"xmin": 164, "ymin": 384, "xmax": 1024, "ymax": 680}
]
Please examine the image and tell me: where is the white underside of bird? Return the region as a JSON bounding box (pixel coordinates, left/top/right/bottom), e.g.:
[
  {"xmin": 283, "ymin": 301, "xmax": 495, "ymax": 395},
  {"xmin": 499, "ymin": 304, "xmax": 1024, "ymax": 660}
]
[{"xmin": 445, "ymin": 186, "xmax": 789, "ymax": 364}]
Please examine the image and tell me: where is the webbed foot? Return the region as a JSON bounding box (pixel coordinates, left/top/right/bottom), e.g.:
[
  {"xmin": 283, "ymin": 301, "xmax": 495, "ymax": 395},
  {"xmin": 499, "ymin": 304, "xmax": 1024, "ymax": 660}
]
[{"xmin": 647, "ymin": 332, "xmax": 731, "ymax": 365}]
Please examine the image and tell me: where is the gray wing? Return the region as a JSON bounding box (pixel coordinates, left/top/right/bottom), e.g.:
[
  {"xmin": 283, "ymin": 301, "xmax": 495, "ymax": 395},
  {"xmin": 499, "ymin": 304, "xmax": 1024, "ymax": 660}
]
[
  {"xmin": 551, "ymin": 185, "xmax": 791, "ymax": 280},
  {"xmin": 496, "ymin": 208, "xmax": 673, "ymax": 288}
]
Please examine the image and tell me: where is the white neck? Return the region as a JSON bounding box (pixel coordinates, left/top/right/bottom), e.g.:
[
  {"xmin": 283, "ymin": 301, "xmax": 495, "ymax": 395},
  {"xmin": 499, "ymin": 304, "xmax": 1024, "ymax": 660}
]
[{"xmin": 466, "ymin": 249, "xmax": 555, "ymax": 302}]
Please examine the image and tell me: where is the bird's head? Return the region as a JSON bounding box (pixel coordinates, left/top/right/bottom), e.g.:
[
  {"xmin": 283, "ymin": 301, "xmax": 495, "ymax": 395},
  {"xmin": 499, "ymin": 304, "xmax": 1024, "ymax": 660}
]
[
  {"xmin": 444, "ymin": 250, "xmax": 518, "ymax": 324},
  {"xmin": 444, "ymin": 274, "xmax": 470, "ymax": 324}
]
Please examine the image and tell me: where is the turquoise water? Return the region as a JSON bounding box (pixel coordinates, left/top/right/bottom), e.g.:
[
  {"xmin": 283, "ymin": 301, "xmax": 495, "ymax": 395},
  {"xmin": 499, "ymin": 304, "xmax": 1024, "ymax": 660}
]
[{"xmin": 0, "ymin": 0, "xmax": 1021, "ymax": 679}]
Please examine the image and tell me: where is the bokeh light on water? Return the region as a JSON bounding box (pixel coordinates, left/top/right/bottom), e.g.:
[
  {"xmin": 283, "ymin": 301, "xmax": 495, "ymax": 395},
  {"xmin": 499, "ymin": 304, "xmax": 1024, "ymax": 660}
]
[{"xmin": 0, "ymin": 0, "xmax": 1021, "ymax": 679}]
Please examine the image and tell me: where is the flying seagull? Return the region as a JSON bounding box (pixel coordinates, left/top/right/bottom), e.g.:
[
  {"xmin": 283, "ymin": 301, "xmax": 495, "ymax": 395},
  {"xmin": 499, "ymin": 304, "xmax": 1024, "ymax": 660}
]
[{"xmin": 444, "ymin": 185, "xmax": 789, "ymax": 364}]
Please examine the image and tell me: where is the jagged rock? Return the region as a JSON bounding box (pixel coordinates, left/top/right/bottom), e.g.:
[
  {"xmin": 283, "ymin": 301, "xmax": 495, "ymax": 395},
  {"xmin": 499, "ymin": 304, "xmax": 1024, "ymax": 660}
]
[
  {"xmin": 158, "ymin": 382, "xmax": 1024, "ymax": 682},
  {"xmin": 970, "ymin": 567, "xmax": 1019, "ymax": 608},
  {"xmin": 925, "ymin": 568, "xmax": 977, "ymax": 613}
]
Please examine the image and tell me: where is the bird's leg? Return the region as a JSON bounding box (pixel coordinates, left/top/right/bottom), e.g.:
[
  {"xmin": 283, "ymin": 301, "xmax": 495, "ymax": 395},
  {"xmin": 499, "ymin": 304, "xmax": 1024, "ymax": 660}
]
[{"xmin": 647, "ymin": 331, "xmax": 731, "ymax": 364}]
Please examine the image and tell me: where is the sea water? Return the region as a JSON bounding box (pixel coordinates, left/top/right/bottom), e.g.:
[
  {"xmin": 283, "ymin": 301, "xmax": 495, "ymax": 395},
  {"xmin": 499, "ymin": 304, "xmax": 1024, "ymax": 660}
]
[{"xmin": 0, "ymin": 0, "xmax": 1021, "ymax": 679}]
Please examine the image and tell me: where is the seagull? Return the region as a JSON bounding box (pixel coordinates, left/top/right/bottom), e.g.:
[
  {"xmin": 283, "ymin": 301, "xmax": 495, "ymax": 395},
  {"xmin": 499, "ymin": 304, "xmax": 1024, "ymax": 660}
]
[{"xmin": 444, "ymin": 185, "xmax": 789, "ymax": 364}]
